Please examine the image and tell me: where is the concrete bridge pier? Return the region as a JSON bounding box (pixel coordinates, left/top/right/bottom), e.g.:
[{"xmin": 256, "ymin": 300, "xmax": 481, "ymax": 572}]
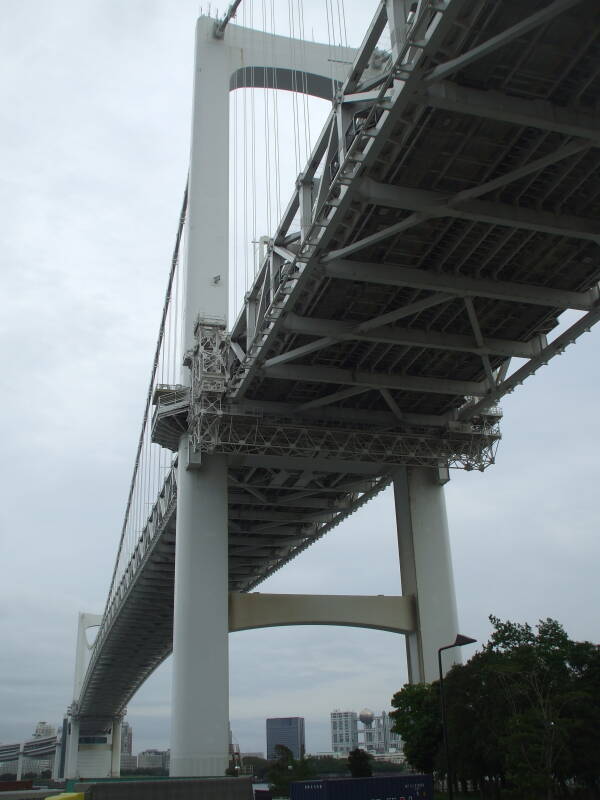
[
  {"xmin": 394, "ymin": 466, "xmax": 460, "ymax": 683},
  {"xmin": 63, "ymin": 716, "xmax": 79, "ymax": 779},
  {"xmin": 63, "ymin": 715, "xmax": 122, "ymax": 780},
  {"xmin": 171, "ymin": 445, "xmax": 230, "ymax": 777},
  {"xmin": 64, "ymin": 611, "xmax": 123, "ymax": 779}
]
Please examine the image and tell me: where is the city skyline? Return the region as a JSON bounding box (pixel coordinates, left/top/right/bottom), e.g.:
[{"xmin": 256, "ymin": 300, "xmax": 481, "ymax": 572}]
[{"xmin": 2, "ymin": 0, "xmax": 599, "ymax": 762}]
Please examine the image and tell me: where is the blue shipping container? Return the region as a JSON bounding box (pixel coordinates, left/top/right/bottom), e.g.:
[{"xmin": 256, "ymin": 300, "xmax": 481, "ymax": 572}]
[{"xmin": 290, "ymin": 774, "xmax": 432, "ymax": 800}]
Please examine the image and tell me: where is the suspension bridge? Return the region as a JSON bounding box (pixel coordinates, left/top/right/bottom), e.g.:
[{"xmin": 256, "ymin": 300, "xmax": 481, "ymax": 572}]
[{"xmin": 53, "ymin": 0, "xmax": 600, "ymax": 782}]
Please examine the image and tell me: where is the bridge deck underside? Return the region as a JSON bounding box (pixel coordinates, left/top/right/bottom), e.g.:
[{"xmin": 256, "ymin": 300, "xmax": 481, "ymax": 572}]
[
  {"xmin": 231, "ymin": 0, "xmax": 600, "ymax": 421},
  {"xmin": 78, "ymin": 465, "xmax": 387, "ymax": 722},
  {"xmin": 79, "ymin": 0, "xmax": 600, "ymax": 724}
]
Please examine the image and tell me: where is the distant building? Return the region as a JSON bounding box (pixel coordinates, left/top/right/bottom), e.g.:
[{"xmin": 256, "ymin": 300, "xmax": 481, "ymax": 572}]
[
  {"xmin": 358, "ymin": 709, "xmax": 403, "ymax": 755},
  {"xmin": 121, "ymin": 721, "xmax": 132, "ymax": 755},
  {"xmin": 137, "ymin": 749, "xmax": 170, "ymax": 770},
  {"xmin": 330, "ymin": 709, "xmax": 403, "ymax": 756},
  {"xmin": 242, "ymin": 752, "xmax": 265, "ymax": 759},
  {"xmin": 330, "ymin": 711, "xmax": 358, "ymax": 755},
  {"xmin": 26, "ymin": 722, "xmax": 57, "ymax": 774},
  {"xmin": 266, "ymin": 718, "xmax": 305, "ymax": 760},
  {"xmin": 120, "ymin": 754, "xmax": 137, "ymax": 770},
  {"xmin": 33, "ymin": 722, "xmax": 56, "ymax": 739}
]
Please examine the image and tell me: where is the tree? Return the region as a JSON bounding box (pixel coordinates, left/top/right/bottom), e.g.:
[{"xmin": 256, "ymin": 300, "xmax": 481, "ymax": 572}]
[
  {"xmin": 242, "ymin": 755, "xmax": 270, "ymax": 780},
  {"xmin": 390, "ymin": 681, "xmax": 441, "ymax": 773},
  {"xmin": 306, "ymin": 755, "xmax": 348, "ymax": 776},
  {"xmin": 347, "ymin": 748, "xmax": 372, "ymax": 778},
  {"xmin": 443, "ymin": 650, "xmax": 508, "ymax": 795},
  {"xmin": 565, "ymin": 641, "xmax": 600, "ymax": 797},
  {"xmin": 484, "ymin": 617, "xmax": 576, "ymax": 799},
  {"xmin": 268, "ymin": 744, "xmax": 315, "ymax": 798},
  {"xmin": 389, "ymin": 616, "xmax": 600, "ymax": 799}
]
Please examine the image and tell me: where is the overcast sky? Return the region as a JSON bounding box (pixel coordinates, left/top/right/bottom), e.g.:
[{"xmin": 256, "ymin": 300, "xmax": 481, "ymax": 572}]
[{"xmin": 1, "ymin": 0, "xmax": 599, "ymax": 760}]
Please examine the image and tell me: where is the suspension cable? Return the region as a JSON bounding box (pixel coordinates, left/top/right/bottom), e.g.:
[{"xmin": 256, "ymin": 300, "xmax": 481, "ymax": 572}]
[{"xmin": 103, "ymin": 179, "xmax": 189, "ymax": 614}]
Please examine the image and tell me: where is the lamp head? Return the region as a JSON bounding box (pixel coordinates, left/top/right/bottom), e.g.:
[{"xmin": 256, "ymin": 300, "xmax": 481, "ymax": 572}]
[{"xmin": 454, "ymin": 634, "xmax": 477, "ymax": 647}]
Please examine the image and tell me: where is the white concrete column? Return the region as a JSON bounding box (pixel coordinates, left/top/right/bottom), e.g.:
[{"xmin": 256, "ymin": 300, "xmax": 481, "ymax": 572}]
[
  {"xmin": 181, "ymin": 17, "xmax": 231, "ymax": 360},
  {"xmin": 16, "ymin": 745, "xmax": 24, "ymax": 781},
  {"xmin": 64, "ymin": 717, "xmax": 80, "ymax": 779},
  {"xmin": 393, "ymin": 466, "xmax": 459, "ymax": 682},
  {"xmin": 110, "ymin": 718, "xmax": 122, "ymax": 778},
  {"xmin": 171, "ymin": 444, "xmax": 229, "ymax": 776},
  {"xmin": 52, "ymin": 744, "xmax": 61, "ymax": 780}
]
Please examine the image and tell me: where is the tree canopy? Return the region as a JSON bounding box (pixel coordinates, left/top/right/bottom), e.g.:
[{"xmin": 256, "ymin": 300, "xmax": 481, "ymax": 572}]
[
  {"xmin": 268, "ymin": 744, "xmax": 314, "ymax": 797},
  {"xmin": 390, "ymin": 616, "xmax": 600, "ymax": 799},
  {"xmin": 347, "ymin": 748, "xmax": 373, "ymax": 777}
]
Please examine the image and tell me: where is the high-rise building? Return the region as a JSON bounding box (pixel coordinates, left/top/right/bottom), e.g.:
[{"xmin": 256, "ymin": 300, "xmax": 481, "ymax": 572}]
[
  {"xmin": 330, "ymin": 711, "xmax": 358, "ymax": 755},
  {"xmin": 266, "ymin": 717, "xmax": 305, "ymax": 760},
  {"xmin": 121, "ymin": 721, "xmax": 133, "ymax": 755},
  {"xmin": 27, "ymin": 722, "xmax": 57, "ymax": 774},
  {"xmin": 330, "ymin": 709, "xmax": 403, "ymax": 756},
  {"xmin": 137, "ymin": 749, "xmax": 170, "ymax": 770},
  {"xmin": 358, "ymin": 709, "xmax": 403, "ymax": 755},
  {"xmin": 120, "ymin": 754, "xmax": 137, "ymax": 771},
  {"xmin": 32, "ymin": 722, "xmax": 56, "ymax": 739}
]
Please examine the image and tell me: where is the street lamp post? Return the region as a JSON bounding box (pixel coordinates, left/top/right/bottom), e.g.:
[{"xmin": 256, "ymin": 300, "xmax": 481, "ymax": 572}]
[{"xmin": 438, "ymin": 634, "xmax": 477, "ymax": 800}]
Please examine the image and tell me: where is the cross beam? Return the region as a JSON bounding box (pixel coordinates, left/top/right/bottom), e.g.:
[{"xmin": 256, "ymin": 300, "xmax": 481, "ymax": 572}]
[
  {"xmin": 263, "ymin": 362, "xmax": 487, "ymax": 397},
  {"xmin": 355, "ymin": 178, "xmax": 600, "ymax": 243},
  {"xmin": 419, "ymin": 81, "xmax": 600, "ymax": 144},
  {"xmin": 281, "ymin": 312, "xmax": 542, "ymax": 359},
  {"xmin": 322, "ymin": 260, "xmax": 600, "ymax": 312},
  {"xmin": 322, "ymin": 140, "xmax": 591, "ymax": 262}
]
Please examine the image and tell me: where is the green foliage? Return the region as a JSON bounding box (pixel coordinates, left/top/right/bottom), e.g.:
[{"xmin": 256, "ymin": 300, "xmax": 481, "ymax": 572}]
[
  {"xmin": 371, "ymin": 759, "xmax": 407, "ymax": 773},
  {"xmin": 268, "ymin": 744, "xmax": 315, "ymax": 798},
  {"xmin": 347, "ymin": 748, "xmax": 373, "ymax": 777},
  {"xmin": 305, "ymin": 755, "xmax": 349, "ymax": 776},
  {"xmin": 242, "ymin": 755, "xmax": 270, "ymax": 780},
  {"xmin": 390, "ymin": 681, "xmax": 441, "ymax": 773},
  {"xmin": 390, "ymin": 616, "xmax": 600, "ymax": 799}
]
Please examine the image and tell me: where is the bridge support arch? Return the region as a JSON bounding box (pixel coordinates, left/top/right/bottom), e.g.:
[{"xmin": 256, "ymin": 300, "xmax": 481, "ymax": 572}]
[{"xmin": 228, "ymin": 592, "xmax": 416, "ymax": 635}]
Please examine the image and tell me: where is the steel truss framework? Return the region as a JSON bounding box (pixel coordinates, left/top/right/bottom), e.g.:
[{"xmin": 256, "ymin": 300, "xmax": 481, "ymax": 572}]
[{"xmin": 77, "ymin": 0, "xmax": 600, "ymax": 723}]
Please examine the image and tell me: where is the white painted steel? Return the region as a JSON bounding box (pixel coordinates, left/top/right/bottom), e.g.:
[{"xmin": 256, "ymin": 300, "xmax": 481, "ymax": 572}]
[
  {"xmin": 16, "ymin": 745, "xmax": 23, "ymax": 782},
  {"xmin": 181, "ymin": 18, "xmax": 231, "ymax": 358},
  {"xmin": 110, "ymin": 718, "xmax": 121, "ymax": 778},
  {"xmin": 64, "ymin": 717, "xmax": 80, "ymax": 779},
  {"xmin": 171, "ymin": 444, "xmax": 229, "ymax": 777},
  {"xmin": 73, "ymin": 613, "xmax": 102, "ymax": 702},
  {"xmin": 173, "ymin": 19, "xmax": 355, "ymax": 777},
  {"xmin": 180, "ymin": 17, "xmax": 355, "ymax": 364},
  {"xmin": 229, "ymin": 592, "xmax": 416, "ymax": 634},
  {"xmin": 77, "ymin": 746, "xmax": 112, "ymax": 779},
  {"xmin": 393, "ymin": 467, "xmax": 459, "ymax": 683}
]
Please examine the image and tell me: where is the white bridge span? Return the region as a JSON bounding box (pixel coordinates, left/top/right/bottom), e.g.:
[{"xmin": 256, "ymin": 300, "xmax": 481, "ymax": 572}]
[{"xmin": 63, "ymin": 0, "xmax": 600, "ymax": 780}]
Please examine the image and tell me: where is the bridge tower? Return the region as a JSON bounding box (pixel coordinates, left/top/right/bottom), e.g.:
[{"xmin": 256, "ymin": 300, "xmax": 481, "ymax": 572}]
[
  {"xmin": 63, "ymin": 613, "xmax": 124, "ymax": 779},
  {"xmin": 172, "ymin": 6, "xmax": 458, "ymax": 777},
  {"xmin": 171, "ymin": 15, "xmax": 356, "ymax": 778}
]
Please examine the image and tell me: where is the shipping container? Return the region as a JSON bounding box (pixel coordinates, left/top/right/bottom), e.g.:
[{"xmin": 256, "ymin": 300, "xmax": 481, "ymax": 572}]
[{"xmin": 290, "ymin": 774, "xmax": 432, "ymax": 800}]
